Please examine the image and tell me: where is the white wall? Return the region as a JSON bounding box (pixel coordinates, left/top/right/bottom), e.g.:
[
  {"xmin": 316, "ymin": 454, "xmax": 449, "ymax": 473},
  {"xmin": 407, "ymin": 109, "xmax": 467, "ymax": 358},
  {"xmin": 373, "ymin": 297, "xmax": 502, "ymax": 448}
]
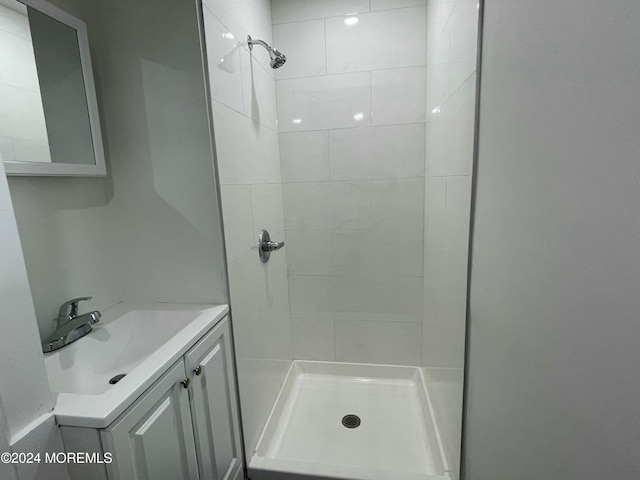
[
  {"xmin": 273, "ymin": 0, "xmax": 428, "ymax": 366},
  {"xmin": 201, "ymin": 0, "xmax": 293, "ymax": 459},
  {"xmin": 466, "ymin": 1, "xmax": 640, "ymax": 478},
  {"xmin": 0, "ymin": 156, "xmax": 68, "ymax": 480},
  {"xmin": 79, "ymin": 0, "xmax": 227, "ymax": 308},
  {"xmin": 8, "ymin": 177, "xmax": 120, "ymax": 339}
]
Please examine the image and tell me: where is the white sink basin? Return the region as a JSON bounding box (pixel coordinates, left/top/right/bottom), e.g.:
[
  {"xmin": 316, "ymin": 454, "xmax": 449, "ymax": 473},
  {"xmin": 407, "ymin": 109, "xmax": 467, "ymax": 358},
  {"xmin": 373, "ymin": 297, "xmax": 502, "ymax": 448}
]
[{"xmin": 45, "ymin": 303, "xmax": 229, "ymax": 428}]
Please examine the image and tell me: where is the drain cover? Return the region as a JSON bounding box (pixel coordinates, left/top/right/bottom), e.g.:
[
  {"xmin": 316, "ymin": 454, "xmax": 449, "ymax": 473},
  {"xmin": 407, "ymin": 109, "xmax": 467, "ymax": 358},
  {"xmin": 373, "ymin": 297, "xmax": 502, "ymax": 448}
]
[
  {"xmin": 109, "ymin": 374, "xmax": 127, "ymax": 385},
  {"xmin": 342, "ymin": 414, "xmax": 361, "ymax": 429}
]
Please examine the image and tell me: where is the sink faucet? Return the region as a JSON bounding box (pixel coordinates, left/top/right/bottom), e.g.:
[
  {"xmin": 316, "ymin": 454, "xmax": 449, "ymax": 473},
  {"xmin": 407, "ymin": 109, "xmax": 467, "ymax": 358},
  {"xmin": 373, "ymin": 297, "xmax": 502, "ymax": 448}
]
[{"xmin": 42, "ymin": 297, "xmax": 101, "ymax": 353}]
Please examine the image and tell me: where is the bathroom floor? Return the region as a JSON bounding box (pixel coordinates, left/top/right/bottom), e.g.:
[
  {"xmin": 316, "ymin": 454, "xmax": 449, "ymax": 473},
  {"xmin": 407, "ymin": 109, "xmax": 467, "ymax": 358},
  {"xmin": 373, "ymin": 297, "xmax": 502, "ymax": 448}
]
[{"xmin": 249, "ymin": 361, "xmax": 451, "ymax": 480}]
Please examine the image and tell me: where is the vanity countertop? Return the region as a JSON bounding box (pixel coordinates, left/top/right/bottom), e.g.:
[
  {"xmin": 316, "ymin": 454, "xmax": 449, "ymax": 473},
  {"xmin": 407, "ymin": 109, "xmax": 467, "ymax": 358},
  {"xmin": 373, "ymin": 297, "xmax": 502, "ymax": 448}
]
[{"xmin": 45, "ymin": 302, "xmax": 229, "ymax": 428}]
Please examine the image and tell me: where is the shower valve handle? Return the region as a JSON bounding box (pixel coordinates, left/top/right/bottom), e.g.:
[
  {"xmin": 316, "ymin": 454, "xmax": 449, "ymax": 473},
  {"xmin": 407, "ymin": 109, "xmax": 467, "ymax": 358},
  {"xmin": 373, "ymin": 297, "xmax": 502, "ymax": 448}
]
[
  {"xmin": 258, "ymin": 229, "xmax": 284, "ymax": 263},
  {"xmin": 264, "ymin": 241, "xmax": 284, "ymax": 252}
]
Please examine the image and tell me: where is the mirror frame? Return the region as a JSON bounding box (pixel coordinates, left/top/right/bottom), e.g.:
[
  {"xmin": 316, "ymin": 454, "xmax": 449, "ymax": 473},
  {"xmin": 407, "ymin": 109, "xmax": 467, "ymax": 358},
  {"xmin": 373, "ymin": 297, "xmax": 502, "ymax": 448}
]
[{"xmin": 2, "ymin": 0, "xmax": 106, "ymax": 177}]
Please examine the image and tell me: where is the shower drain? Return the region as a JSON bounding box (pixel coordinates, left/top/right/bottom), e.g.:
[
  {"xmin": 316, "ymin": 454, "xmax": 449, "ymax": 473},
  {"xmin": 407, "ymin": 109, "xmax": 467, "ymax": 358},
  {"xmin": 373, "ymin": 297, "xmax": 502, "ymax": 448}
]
[
  {"xmin": 109, "ymin": 374, "xmax": 127, "ymax": 385},
  {"xmin": 341, "ymin": 414, "xmax": 361, "ymax": 429}
]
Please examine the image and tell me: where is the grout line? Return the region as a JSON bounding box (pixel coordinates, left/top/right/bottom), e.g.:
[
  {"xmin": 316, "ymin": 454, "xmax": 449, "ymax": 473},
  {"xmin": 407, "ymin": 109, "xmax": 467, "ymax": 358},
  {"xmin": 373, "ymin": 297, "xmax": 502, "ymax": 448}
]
[
  {"xmin": 271, "ymin": 4, "xmax": 426, "ymax": 26},
  {"xmin": 323, "ymin": 17, "xmax": 328, "ymax": 75},
  {"xmin": 212, "ymin": 99, "xmax": 279, "ymax": 134},
  {"xmin": 278, "ymin": 120, "xmax": 427, "ymax": 135},
  {"xmin": 278, "ymin": 121, "xmax": 427, "ymax": 135},
  {"xmin": 332, "ymin": 318, "xmax": 336, "ymax": 361},
  {"xmin": 275, "ymin": 64, "xmax": 427, "ymax": 83}
]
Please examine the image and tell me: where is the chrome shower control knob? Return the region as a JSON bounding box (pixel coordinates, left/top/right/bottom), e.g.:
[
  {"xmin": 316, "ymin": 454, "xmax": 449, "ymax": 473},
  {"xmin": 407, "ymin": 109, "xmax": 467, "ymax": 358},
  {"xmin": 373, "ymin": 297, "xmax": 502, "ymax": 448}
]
[{"xmin": 258, "ymin": 229, "xmax": 285, "ymax": 263}]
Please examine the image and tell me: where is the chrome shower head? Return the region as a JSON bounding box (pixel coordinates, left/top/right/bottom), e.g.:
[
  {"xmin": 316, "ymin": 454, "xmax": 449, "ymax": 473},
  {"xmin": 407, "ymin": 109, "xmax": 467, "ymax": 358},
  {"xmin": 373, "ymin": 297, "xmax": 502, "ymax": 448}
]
[
  {"xmin": 269, "ymin": 47, "xmax": 286, "ymax": 69},
  {"xmin": 247, "ymin": 35, "xmax": 287, "ymax": 69}
]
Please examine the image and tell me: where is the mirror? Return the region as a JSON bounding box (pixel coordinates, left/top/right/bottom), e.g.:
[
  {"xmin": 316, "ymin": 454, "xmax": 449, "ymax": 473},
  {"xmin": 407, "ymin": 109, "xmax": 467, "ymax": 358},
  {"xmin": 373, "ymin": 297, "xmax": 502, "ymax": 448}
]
[{"xmin": 0, "ymin": 0, "xmax": 105, "ymax": 176}]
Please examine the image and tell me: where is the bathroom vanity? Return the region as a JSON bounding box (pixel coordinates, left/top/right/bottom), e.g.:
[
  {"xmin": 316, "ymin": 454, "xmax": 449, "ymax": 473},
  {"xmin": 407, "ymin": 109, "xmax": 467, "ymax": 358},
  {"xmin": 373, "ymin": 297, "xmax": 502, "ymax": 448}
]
[{"xmin": 46, "ymin": 303, "xmax": 243, "ymax": 480}]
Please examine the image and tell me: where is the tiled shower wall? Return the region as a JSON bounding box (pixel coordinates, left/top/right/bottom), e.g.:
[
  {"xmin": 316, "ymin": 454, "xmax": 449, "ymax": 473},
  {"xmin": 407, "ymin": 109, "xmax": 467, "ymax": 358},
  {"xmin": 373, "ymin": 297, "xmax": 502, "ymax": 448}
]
[
  {"xmin": 423, "ymin": 0, "xmax": 476, "ymax": 370},
  {"xmin": 273, "ymin": 0, "xmax": 428, "ymax": 365},
  {"xmin": 422, "ymin": 0, "xmax": 478, "ymax": 476},
  {"xmin": 202, "ymin": 0, "xmax": 293, "ymax": 458}
]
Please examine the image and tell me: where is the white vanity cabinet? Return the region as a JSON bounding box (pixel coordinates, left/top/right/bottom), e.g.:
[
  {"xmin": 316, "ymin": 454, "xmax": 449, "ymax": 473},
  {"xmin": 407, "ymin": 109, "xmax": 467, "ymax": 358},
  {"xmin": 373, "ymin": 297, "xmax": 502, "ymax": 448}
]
[
  {"xmin": 62, "ymin": 315, "xmax": 243, "ymax": 480},
  {"xmin": 186, "ymin": 320, "xmax": 243, "ymax": 480},
  {"xmin": 101, "ymin": 360, "xmax": 200, "ymax": 480}
]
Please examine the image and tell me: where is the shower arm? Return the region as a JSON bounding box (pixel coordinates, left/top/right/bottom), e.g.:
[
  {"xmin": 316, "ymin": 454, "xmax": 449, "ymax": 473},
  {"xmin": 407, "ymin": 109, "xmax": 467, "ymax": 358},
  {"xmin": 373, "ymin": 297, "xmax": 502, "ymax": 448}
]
[{"xmin": 247, "ymin": 36, "xmax": 271, "ymax": 53}]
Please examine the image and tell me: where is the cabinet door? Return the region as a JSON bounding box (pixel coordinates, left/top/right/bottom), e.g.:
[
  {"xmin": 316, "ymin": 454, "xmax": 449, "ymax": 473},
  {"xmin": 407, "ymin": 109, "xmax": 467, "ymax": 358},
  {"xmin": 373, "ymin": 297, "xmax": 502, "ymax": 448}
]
[
  {"xmin": 101, "ymin": 360, "xmax": 199, "ymax": 480},
  {"xmin": 186, "ymin": 316, "xmax": 243, "ymax": 480}
]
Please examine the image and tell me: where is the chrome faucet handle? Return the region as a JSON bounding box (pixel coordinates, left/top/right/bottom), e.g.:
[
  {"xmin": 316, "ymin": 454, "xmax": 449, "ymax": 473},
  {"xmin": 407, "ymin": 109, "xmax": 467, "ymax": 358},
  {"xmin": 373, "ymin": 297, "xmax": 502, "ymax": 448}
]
[
  {"xmin": 265, "ymin": 241, "xmax": 284, "ymax": 251},
  {"xmin": 57, "ymin": 296, "xmax": 92, "ymax": 322},
  {"xmin": 258, "ymin": 229, "xmax": 285, "ymax": 263}
]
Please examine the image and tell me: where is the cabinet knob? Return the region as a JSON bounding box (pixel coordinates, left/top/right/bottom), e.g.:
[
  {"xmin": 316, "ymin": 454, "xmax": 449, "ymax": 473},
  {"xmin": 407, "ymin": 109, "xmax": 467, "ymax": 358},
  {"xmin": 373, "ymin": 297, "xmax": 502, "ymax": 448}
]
[
  {"xmin": 180, "ymin": 378, "xmax": 190, "ymax": 388},
  {"xmin": 194, "ymin": 366, "xmax": 202, "ymax": 376}
]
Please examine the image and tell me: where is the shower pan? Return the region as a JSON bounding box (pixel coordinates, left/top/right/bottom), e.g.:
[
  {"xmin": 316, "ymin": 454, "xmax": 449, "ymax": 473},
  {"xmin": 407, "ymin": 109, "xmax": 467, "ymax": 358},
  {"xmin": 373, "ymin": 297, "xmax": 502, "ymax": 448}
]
[{"xmin": 249, "ymin": 362, "xmax": 450, "ymax": 480}]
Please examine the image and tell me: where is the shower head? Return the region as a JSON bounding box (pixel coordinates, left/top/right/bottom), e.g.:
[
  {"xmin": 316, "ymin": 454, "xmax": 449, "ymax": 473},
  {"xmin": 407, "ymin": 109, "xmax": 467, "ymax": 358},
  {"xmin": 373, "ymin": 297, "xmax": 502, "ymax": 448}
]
[{"xmin": 247, "ymin": 35, "xmax": 287, "ymax": 69}]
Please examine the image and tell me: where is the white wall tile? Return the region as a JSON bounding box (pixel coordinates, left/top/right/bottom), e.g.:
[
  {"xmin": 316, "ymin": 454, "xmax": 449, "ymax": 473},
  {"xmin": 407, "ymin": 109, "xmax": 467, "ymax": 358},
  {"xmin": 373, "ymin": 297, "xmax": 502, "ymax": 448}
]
[
  {"xmin": 370, "ymin": 0, "xmax": 427, "ymax": 10},
  {"xmin": 329, "ymin": 124, "xmax": 425, "ymax": 180},
  {"xmin": 426, "ymin": 0, "xmax": 455, "ymax": 60},
  {"xmin": 332, "ymin": 226, "xmax": 423, "ymax": 276},
  {"xmin": 280, "ymin": 131, "xmax": 329, "ymax": 182},
  {"xmin": 335, "ymin": 320, "xmax": 422, "ymax": 365},
  {"xmin": 213, "ymin": 101, "xmax": 281, "ymax": 184},
  {"xmin": 203, "ymin": 7, "xmax": 245, "ymax": 113},
  {"xmin": 251, "ymin": 183, "xmax": 285, "ymax": 236},
  {"xmin": 372, "ymin": 178, "xmax": 424, "ymax": 229},
  {"xmin": 259, "ymin": 253, "xmax": 292, "ymax": 360},
  {"xmin": 241, "ymin": 49, "xmax": 278, "ymax": 131},
  {"xmin": 422, "ymin": 176, "xmax": 471, "ymax": 368},
  {"xmin": 288, "ymin": 274, "xmax": 375, "ymax": 320},
  {"xmin": 283, "ymin": 180, "xmax": 372, "ymax": 230},
  {"xmin": 273, "ymin": 19, "xmax": 326, "ymax": 79},
  {"xmin": 228, "ymin": 252, "xmax": 264, "ymax": 326},
  {"xmin": 374, "ymin": 276, "xmax": 423, "ymax": 322},
  {"xmin": 424, "ymin": 177, "xmax": 447, "ymax": 251},
  {"xmin": 427, "ymin": 23, "xmax": 450, "ymax": 65},
  {"xmin": 289, "ymin": 275, "xmax": 335, "ymax": 319},
  {"xmin": 202, "ymin": 0, "xmax": 274, "ymax": 72},
  {"xmin": 220, "ymin": 185, "xmax": 254, "ymax": 262},
  {"xmin": 291, "ymin": 318, "xmax": 335, "ymax": 361},
  {"xmin": 203, "ymin": 0, "xmax": 292, "ymax": 459},
  {"xmin": 233, "ymin": 311, "xmax": 265, "ymax": 360},
  {"xmin": 372, "ymin": 66, "xmax": 426, "ymax": 125},
  {"xmin": 325, "ymin": 7, "xmax": 426, "ymax": 74},
  {"xmin": 285, "ymin": 229, "xmax": 333, "ymax": 275},
  {"xmin": 331, "ymin": 275, "xmax": 375, "ymax": 320},
  {"xmin": 426, "ymin": 63, "xmax": 448, "ymax": 113},
  {"xmin": 427, "ymin": 73, "xmax": 476, "ymax": 176},
  {"xmin": 271, "ymin": 0, "xmax": 370, "ymax": 24},
  {"xmin": 283, "ymin": 182, "xmax": 333, "ymax": 229},
  {"xmin": 331, "ymin": 180, "xmax": 372, "ymax": 229},
  {"xmin": 449, "ymin": 0, "xmax": 479, "ymax": 64},
  {"xmin": 448, "ymin": 61, "xmax": 475, "ymax": 96},
  {"xmin": 277, "ymin": 73, "xmax": 371, "ymax": 131}
]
